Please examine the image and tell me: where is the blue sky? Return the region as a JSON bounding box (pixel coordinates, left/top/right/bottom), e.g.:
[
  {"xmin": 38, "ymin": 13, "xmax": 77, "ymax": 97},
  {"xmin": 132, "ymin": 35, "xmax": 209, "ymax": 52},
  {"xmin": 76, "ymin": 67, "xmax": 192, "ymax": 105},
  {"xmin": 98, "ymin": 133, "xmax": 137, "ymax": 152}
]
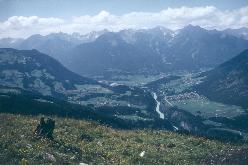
[
  {"xmin": 0, "ymin": 0, "xmax": 248, "ymax": 38},
  {"xmin": 1, "ymin": 0, "xmax": 248, "ymax": 20}
]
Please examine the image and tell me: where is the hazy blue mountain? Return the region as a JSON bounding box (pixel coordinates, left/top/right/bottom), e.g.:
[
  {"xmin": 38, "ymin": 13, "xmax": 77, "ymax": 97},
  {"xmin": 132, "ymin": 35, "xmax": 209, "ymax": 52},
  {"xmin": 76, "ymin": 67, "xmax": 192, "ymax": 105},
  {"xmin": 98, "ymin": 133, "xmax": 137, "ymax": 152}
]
[
  {"xmin": 223, "ymin": 27, "xmax": 248, "ymax": 40},
  {"xmin": 0, "ymin": 38, "xmax": 24, "ymax": 48},
  {"xmin": 165, "ymin": 25, "xmax": 248, "ymax": 70},
  {"xmin": 18, "ymin": 34, "xmax": 74, "ymax": 61},
  {"xmin": 0, "ymin": 30, "xmax": 108, "ymax": 64},
  {"xmin": 65, "ymin": 25, "xmax": 248, "ymax": 76},
  {"xmin": 67, "ymin": 30, "xmax": 166, "ymax": 75},
  {"xmin": 1, "ymin": 26, "xmax": 248, "ymax": 77},
  {"xmin": 66, "ymin": 27, "xmax": 175, "ymax": 76},
  {"xmin": 17, "ymin": 31, "xmax": 107, "ymax": 62},
  {"xmin": 195, "ymin": 49, "xmax": 248, "ymax": 108}
]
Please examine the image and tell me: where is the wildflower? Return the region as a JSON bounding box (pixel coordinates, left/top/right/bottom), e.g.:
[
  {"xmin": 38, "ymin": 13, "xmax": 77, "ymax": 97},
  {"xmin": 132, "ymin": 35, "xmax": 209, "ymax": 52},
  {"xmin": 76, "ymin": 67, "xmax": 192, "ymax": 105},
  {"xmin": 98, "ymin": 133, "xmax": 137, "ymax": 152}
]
[{"xmin": 139, "ymin": 151, "xmax": 145, "ymax": 157}]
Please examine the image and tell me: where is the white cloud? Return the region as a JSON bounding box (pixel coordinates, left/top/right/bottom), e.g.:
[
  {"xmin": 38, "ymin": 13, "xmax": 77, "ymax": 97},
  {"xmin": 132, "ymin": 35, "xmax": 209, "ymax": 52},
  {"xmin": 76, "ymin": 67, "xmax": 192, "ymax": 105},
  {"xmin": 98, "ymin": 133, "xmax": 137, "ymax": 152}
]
[
  {"xmin": 0, "ymin": 16, "xmax": 64, "ymax": 38},
  {"xmin": 1, "ymin": 6, "xmax": 248, "ymax": 38}
]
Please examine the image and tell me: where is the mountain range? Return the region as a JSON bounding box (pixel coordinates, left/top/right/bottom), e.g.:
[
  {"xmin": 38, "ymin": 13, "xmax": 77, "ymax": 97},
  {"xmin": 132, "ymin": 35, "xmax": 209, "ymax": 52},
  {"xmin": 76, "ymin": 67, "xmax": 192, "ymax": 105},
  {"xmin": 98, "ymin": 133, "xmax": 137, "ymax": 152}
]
[
  {"xmin": 50, "ymin": 25, "xmax": 248, "ymax": 76},
  {"xmin": 1, "ymin": 25, "xmax": 248, "ymax": 77},
  {"xmin": 0, "ymin": 30, "xmax": 107, "ymax": 63},
  {"xmin": 1, "ymin": 27, "xmax": 248, "ymax": 140}
]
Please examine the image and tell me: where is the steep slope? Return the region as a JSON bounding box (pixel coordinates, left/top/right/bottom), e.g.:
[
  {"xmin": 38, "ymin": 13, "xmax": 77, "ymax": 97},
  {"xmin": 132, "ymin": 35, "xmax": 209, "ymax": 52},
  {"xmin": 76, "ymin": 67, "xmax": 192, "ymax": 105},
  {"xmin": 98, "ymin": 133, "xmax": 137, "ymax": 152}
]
[
  {"xmin": 0, "ymin": 48, "xmax": 96, "ymax": 98},
  {"xmin": 195, "ymin": 49, "xmax": 248, "ymax": 108},
  {"xmin": 66, "ymin": 25, "xmax": 248, "ymax": 76},
  {"xmin": 166, "ymin": 25, "xmax": 248, "ymax": 70}
]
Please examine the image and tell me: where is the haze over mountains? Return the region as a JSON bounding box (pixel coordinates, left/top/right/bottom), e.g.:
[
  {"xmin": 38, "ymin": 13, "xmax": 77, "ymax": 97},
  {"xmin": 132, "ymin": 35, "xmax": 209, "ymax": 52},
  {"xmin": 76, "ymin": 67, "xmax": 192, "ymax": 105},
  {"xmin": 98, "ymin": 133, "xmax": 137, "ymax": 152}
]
[
  {"xmin": 223, "ymin": 27, "xmax": 248, "ymax": 40},
  {"xmin": 1, "ymin": 25, "xmax": 248, "ymax": 77},
  {"xmin": 0, "ymin": 30, "xmax": 107, "ymax": 61},
  {"xmin": 1, "ymin": 24, "xmax": 248, "ymax": 140},
  {"xmin": 68, "ymin": 25, "xmax": 248, "ymax": 76}
]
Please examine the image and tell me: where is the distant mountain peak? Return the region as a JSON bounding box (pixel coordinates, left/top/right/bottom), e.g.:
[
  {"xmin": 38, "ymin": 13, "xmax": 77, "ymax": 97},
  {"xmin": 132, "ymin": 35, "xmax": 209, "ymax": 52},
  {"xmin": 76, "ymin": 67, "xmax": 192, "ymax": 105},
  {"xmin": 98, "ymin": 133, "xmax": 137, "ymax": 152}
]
[
  {"xmin": 180, "ymin": 24, "xmax": 206, "ymax": 33},
  {"xmin": 151, "ymin": 26, "xmax": 172, "ymax": 32}
]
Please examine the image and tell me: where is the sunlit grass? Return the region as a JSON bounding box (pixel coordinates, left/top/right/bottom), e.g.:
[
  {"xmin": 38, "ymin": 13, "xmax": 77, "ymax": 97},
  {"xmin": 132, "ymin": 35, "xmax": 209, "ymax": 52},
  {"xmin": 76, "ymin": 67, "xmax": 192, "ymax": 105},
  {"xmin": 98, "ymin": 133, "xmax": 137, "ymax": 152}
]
[{"xmin": 0, "ymin": 113, "xmax": 246, "ymax": 164}]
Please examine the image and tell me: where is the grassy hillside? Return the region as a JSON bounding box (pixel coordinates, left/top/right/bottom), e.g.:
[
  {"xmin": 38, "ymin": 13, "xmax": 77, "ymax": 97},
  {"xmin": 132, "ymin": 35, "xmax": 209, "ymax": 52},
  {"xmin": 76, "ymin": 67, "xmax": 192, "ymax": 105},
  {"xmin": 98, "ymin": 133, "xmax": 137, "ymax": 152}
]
[
  {"xmin": 0, "ymin": 113, "xmax": 247, "ymax": 165},
  {"xmin": 195, "ymin": 49, "xmax": 248, "ymax": 108}
]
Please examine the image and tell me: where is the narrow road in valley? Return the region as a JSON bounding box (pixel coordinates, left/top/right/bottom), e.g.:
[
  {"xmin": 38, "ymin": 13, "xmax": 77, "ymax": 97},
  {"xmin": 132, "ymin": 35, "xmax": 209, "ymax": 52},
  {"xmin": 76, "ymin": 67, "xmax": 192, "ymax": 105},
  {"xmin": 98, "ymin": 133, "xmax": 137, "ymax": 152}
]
[
  {"xmin": 161, "ymin": 92, "xmax": 178, "ymax": 130},
  {"xmin": 162, "ymin": 92, "xmax": 173, "ymax": 107},
  {"xmin": 164, "ymin": 96, "xmax": 173, "ymax": 106}
]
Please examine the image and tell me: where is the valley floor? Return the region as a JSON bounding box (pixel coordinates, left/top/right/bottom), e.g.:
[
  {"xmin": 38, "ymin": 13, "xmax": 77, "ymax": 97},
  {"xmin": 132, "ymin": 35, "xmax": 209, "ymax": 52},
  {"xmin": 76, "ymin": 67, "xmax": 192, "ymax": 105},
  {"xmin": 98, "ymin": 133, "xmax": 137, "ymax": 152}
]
[{"xmin": 0, "ymin": 113, "xmax": 247, "ymax": 165}]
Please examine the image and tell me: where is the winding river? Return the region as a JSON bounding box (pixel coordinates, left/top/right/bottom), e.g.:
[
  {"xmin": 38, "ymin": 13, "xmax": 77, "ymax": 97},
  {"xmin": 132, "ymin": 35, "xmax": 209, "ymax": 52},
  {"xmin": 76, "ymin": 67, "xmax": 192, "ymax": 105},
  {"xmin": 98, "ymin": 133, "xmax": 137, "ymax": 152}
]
[{"xmin": 152, "ymin": 92, "xmax": 165, "ymax": 119}]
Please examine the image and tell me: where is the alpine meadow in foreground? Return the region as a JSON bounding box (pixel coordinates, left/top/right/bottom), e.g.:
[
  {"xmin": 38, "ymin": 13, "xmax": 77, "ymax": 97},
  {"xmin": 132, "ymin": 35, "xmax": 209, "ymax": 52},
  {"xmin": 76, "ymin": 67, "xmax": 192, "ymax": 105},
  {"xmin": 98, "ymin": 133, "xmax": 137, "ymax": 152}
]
[{"xmin": 1, "ymin": 0, "xmax": 248, "ymax": 164}]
